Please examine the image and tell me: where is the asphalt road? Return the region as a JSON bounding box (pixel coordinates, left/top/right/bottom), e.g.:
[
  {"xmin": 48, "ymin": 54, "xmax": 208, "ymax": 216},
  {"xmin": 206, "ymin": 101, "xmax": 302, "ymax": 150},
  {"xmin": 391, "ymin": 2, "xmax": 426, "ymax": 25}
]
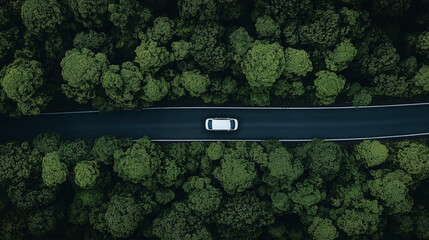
[{"xmin": 1, "ymin": 104, "xmax": 429, "ymax": 142}]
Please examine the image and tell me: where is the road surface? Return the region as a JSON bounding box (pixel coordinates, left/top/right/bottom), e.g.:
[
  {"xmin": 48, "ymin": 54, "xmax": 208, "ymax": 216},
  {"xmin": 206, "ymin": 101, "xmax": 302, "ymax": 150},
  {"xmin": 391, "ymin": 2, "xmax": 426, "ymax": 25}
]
[{"xmin": 1, "ymin": 104, "xmax": 429, "ymax": 142}]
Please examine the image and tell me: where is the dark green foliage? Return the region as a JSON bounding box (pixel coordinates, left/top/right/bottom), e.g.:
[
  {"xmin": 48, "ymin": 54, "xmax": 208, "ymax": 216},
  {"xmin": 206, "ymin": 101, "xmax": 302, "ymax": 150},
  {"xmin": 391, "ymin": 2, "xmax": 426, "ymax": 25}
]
[
  {"xmin": 42, "ymin": 152, "xmax": 68, "ymax": 187},
  {"xmin": 183, "ymin": 176, "xmax": 222, "ymax": 216},
  {"xmin": 325, "ymin": 39, "xmax": 357, "ymax": 72},
  {"xmin": 295, "ymin": 139, "xmax": 344, "ymax": 180},
  {"xmin": 298, "ymin": 9, "xmax": 340, "ymax": 47},
  {"xmin": 147, "ymin": 17, "xmax": 175, "ymax": 44},
  {"xmin": 313, "ymin": 71, "xmax": 346, "ymax": 105},
  {"xmin": 284, "ymin": 48, "xmax": 313, "ymax": 77},
  {"xmin": 0, "ymin": 142, "xmax": 41, "ymax": 186},
  {"xmin": 74, "ymin": 161, "xmax": 100, "ymax": 189},
  {"xmin": 27, "ymin": 207, "xmax": 58, "ymax": 237},
  {"xmin": 152, "ymin": 202, "xmax": 212, "ymax": 240},
  {"xmin": 1, "ymin": 58, "xmax": 51, "ymax": 115},
  {"xmin": 20, "ymin": 0, "xmax": 63, "ymax": 34},
  {"xmin": 101, "ymin": 62, "xmax": 144, "ymax": 108},
  {"xmin": 134, "ymin": 40, "xmax": 170, "ymax": 74},
  {"xmin": 255, "ymin": 15, "xmax": 281, "ymax": 40},
  {"xmin": 58, "ymin": 139, "xmax": 93, "ymax": 166},
  {"xmin": 262, "ymin": 146, "xmax": 304, "ymax": 191},
  {"xmin": 215, "ymin": 191, "xmax": 274, "ymax": 239},
  {"xmin": 0, "ymin": 135, "xmax": 429, "ymax": 239},
  {"xmin": 229, "ymin": 27, "xmax": 254, "ymax": 56},
  {"xmin": 0, "ymin": 0, "xmax": 424, "ymax": 115},
  {"xmin": 354, "ymin": 140, "xmax": 388, "ymax": 168},
  {"xmin": 113, "ymin": 137, "xmax": 162, "ymax": 188},
  {"xmin": 105, "ymin": 195, "xmax": 143, "ymax": 238},
  {"xmin": 214, "ymin": 142, "xmax": 258, "ymax": 194},
  {"xmin": 33, "ymin": 132, "xmax": 63, "ymax": 154},
  {"xmin": 242, "ymin": 42, "xmax": 285, "ymax": 87},
  {"xmin": 360, "ymin": 42, "xmax": 400, "ymax": 76},
  {"xmin": 68, "ymin": 0, "xmax": 114, "ymax": 28},
  {"xmin": 308, "ymin": 217, "xmax": 338, "ymax": 240},
  {"xmin": 61, "ymin": 48, "xmax": 109, "ymax": 104},
  {"xmin": 181, "ymin": 70, "xmax": 210, "ymax": 97},
  {"xmin": 178, "ymin": 0, "xmax": 218, "ymax": 21},
  {"xmin": 73, "ymin": 30, "xmax": 113, "ymax": 55},
  {"xmin": 372, "ymin": 0, "xmax": 410, "ymax": 17},
  {"xmin": 2, "ymin": 0, "xmax": 429, "ymax": 238}
]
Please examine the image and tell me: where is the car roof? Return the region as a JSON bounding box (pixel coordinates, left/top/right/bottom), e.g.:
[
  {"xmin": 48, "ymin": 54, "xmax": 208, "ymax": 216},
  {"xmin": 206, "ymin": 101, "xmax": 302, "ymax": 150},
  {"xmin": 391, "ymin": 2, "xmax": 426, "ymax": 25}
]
[{"xmin": 210, "ymin": 119, "xmax": 232, "ymax": 130}]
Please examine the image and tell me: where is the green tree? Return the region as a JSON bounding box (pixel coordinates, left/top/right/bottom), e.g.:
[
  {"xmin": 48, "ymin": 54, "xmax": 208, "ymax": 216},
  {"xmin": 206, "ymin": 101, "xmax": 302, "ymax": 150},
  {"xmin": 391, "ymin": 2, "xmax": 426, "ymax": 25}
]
[
  {"xmin": 101, "ymin": 61, "xmax": 144, "ymax": 109},
  {"xmin": 255, "ymin": 15, "xmax": 281, "ymax": 39},
  {"xmin": 412, "ymin": 65, "xmax": 429, "ymax": 95},
  {"xmin": 73, "ymin": 30, "xmax": 113, "ymax": 55},
  {"xmin": 262, "ymin": 147, "xmax": 304, "ymax": 191},
  {"xmin": 242, "ymin": 42, "xmax": 285, "ymax": 87},
  {"xmin": 325, "ymin": 39, "xmax": 357, "ymax": 72},
  {"xmin": 314, "ymin": 71, "xmax": 346, "ymax": 105},
  {"xmin": 105, "ymin": 195, "xmax": 143, "ymax": 238},
  {"xmin": 113, "ymin": 137, "xmax": 162, "ymax": 188},
  {"xmin": 153, "ymin": 202, "xmax": 212, "ymax": 240},
  {"xmin": 330, "ymin": 184, "xmax": 383, "ymax": 236},
  {"xmin": 33, "ymin": 132, "xmax": 63, "ymax": 154},
  {"xmin": 1, "ymin": 58, "xmax": 51, "ymax": 115},
  {"xmin": 27, "ymin": 207, "xmax": 58, "ymax": 237},
  {"xmin": 61, "ymin": 48, "xmax": 109, "ymax": 104},
  {"xmin": 214, "ymin": 142, "xmax": 257, "ymax": 194},
  {"xmin": 181, "ymin": 70, "xmax": 210, "ymax": 97},
  {"xmin": 74, "ymin": 161, "xmax": 100, "ymax": 189},
  {"xmin": 134, "ymin": 40, "xmax": 170, "ymax": 73},
  {"xmin": 147, "ymin": 16, "xmax": 175, "ymax": 44},
  {"xmin": 42, "ymin": 152, "xmax": 68, "ymax": 187},
  {"xmin": 206, "ymin": 141, "xmax": 224, "ymax": 161},
  {"xmin": 215, "ymin": 192, "xmax": 274, "ymax": 240},
  {"xmin": 229, "ymin": 27, "xmax": 254, "ymax": 56},
  {"xmin": 92, "ymin": 136, "xmax": 130, "ymax": 165},
  {"xmin": 295, "ymin": 139, "xmax": 344, "ymax": 180},
  {"xmin": 7, "ymin": 180, "xmax": 56, "ymax": 210},
  {"xmin": 308, "ymin": 217, "xmax": 339, "ymax": 240},
  {"xmin": 407, "ymin": 31, "xmax": 429, "ymax": 57},
  {"xmin": 58, "ymin": 139, "xmax": 93, "ymax": 166},
  {"xmin": 354, "ymin": 140, "xmax": 388, "ymax": 168},
  {"xmin": 171, "ymin": 40, "xmax": 192, "ymax": 61},
  {"xmin": 141, "ymin": 75, "xmax": 169, "ymax": 105},
  {"xmin": 178, "ymin": 0, "xmax": 218, "ymax": 21},
  {"xmin": 298, "ymin": 9, "xmax": 340, "ymax": 47},
  {"xmin": 0, "ymin": 142, "xmax": 41, "ymax": 186},
  {"xmin": 20, "ymin": 0, "xmax": 63, "ymax": 34},
  {"xmin": 284, "ymin": 48, "xmax": 313, "ymax": 77},
  {"xmin": 371, "ymin": 0, "xmax": 410, "ymax": 17},
  {"xmin": 395, "ymin": 142, "xmax": 429, "ymax": 179},
  {"xmin": 68, "ymin": 0, "xmax": 113, "ymax": 28},
  {"xmin": 360, "ymin": 42, "xmax": 399, "ymax": 76},
  {"xmin": 368, "ymin": 170, "xmax": 414, "ymax": 214},
  {"xmin": 254, "ymin": 0, "xmax": 312, "ymax": 23},
  {"xmin": 289, "ymin": 176, "xmax": 326, "ymax": 216},
  {"xmin": 183, "ymin": 176, "xmax": 222, "ymax": 216}
]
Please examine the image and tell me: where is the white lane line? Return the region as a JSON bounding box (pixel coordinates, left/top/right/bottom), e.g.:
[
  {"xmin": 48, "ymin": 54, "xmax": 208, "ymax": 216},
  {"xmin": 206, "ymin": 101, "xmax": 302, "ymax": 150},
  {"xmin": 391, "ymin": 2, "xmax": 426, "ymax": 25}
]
[
  {"xmin": 39, "ymin": 102, "xmax": 429, "ymax": 115},
  {"xmin": 145, "ymin": 132, "xmax": 429, "ymax": 142}
]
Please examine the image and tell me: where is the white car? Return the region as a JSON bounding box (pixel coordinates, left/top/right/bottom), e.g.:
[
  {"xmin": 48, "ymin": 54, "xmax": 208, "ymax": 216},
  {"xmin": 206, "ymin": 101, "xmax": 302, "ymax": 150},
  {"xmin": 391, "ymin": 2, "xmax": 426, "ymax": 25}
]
[{"xmin": 205, "ymin": 118, "xmax": 238, "ymax": 131}]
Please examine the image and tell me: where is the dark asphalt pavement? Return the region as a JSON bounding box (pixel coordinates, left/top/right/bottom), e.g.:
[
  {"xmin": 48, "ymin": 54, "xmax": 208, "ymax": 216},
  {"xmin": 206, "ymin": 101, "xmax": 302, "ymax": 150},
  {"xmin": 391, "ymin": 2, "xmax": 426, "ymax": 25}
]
[{"xmin": 0, "ymin": 104, "xmax": 429, "ymax": 142}]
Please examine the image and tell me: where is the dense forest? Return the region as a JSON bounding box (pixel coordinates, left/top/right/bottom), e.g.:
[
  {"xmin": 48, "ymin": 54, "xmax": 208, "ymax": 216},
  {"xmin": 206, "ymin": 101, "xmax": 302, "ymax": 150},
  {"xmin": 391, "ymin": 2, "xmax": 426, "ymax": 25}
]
[
  {"xmin": 0, "ymin": 0, "xmax": 428, "ymax": 117},
  {"xmin": 0, "ymin": 134, "xmax": 428, "ymax": 239}
]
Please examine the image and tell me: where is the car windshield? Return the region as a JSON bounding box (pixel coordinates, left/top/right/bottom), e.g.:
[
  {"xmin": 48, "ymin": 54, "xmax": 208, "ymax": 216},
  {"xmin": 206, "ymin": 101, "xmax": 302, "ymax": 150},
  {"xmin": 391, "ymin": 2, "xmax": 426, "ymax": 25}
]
[
  {"xmin": 208, "ymin": 120, "xmax": 212, "ymax": 129},
  {"xmin": 230, "ymin": 120, "xmax": 235, "ymax": 129}
]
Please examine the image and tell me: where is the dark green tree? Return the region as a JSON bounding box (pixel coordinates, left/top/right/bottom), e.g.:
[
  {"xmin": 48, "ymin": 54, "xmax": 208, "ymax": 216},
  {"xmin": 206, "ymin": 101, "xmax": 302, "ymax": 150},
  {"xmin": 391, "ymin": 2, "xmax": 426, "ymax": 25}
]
[
  {"xmin": 61, "ymin": 48, "xmax": 109, "ymax": 104},
  {"xmin": 1, "ymin": 58, "xmax": 51, "ymax": 115},
  {"xmin": 242, "ymin": 42, "xmax": 285, "ymax": 87},
  {"xmin": 20, "ymin": 0, "xmax": 63, "ymax": 34}
]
